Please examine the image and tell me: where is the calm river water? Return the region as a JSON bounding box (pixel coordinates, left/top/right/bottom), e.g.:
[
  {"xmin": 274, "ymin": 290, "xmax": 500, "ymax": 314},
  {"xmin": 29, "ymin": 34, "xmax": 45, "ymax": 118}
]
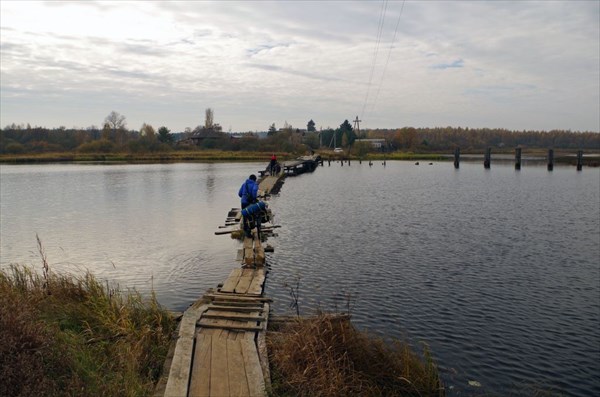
[{"xmin": 1, "ymin": 160, "xmax": 598, "ymax": 396}]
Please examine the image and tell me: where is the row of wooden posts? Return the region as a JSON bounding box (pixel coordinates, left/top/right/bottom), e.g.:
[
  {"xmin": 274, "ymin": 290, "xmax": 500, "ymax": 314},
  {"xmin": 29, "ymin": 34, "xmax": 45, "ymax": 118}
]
[
  {"xmin": 324, "ymin": 149, "xmax": 586, "ymax": 171},
  {"xmin": 325, "ymin": 159, "xmax": 386, "ymax": 166},
  {"xmin": 455, "ymin": 148, "xmax": 585, "ymax": 171}
]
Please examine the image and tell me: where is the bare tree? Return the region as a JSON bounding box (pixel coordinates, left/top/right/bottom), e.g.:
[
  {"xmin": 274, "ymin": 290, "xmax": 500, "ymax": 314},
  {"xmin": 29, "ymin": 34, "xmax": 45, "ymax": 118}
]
[
  {"xmin": 104, "ymin": 111, "xmax": 126, "ymax": 131},
  {"xmin": 103, "ymin": 111, "xmax": 127, "ymax": 145}
]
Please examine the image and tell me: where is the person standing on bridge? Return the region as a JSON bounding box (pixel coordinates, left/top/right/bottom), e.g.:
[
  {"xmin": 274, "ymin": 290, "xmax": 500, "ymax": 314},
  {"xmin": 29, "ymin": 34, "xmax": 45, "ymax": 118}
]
[
  {"xmin": 238, "ymin": 174, "xmax": 258, "ymax": 209},
  {"xmin": 269, "ymin": 154, "xmax": 278, "ymax": 176}
]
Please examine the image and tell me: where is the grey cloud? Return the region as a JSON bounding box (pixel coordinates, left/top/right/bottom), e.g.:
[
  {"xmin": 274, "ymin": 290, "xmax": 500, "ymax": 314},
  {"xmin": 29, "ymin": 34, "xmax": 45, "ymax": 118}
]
[
  {"xmin": 119, "ymin": 42, "xmax": 169, "ymax": 57},
  {"xmin": 245, "ymin": 63, "xmax": 345, "ymax": 83},
  {"xmin": 246, "ymin": 42, "xmax": 293, "ymax": 57},
  {"xmin": 431, "ymin": 59, "xmax": 464, "ymax": 70},
  {"xmin": 105, "ymin": 68, "xmax": 154, "ymax": 81}
]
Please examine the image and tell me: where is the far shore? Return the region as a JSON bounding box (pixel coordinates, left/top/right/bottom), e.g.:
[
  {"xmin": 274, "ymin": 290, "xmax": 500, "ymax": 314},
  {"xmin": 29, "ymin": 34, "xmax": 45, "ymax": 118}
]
[{"xmin": 0, "ymin": 149, "xmax": 598, "ymax": 165}]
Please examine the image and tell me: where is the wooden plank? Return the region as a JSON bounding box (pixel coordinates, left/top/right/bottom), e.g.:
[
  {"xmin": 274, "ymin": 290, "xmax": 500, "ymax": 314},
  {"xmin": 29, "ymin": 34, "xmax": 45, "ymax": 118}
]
[
  {"xmin": 164, "ymin": 329, "xmax": 195, "ymax": 396},
  {"xmin": 188, "ymin": 333, "xmax": 211, "ymax": 397},
  {"xmin": 227, "ymin": 338, "xmax": 251, "ymax": 396},
  {"xmin": 244, "ymin": 251, "xmax": 254, "ymax": 266},
  {"xmin": 241, "ymin": 332, "xmax": 266, "ymax": 397},
  {"xmin": 163, "ymin": 304, "xmax": 207, "ymax": 397},
  {"xmin": 206, "ymin": 293, "xmax": 272, "ymax": 302},
  {"xmin": 208, "ymin": 305, "xmax": 265, "ymax": 312},
  {"xmin": 234, "ymin": 269, "xmax": 255, "ymax": 294},
  {"xmin": 256, "ymin": 303, "xmax": 271, "ymax": 392},
  {"xmin": 199, "ymin": 320, "xmax": 263, "ymax": 332},
  {"xmin": 247, "ymin": 270, "xmax": 265, "ymax": 296},
  {"xmin": 203, "ymin": 312, "xmax": 265, "ymax": 322},
  {"xmin": 210, "ymin": 333, "xmax": 230, "ymax": 397},
  {"xmin": 220, "ymin": 268, "xmax": 243, "ymax": 293},
  {"xmin": 210, "ymin": 301, "xmax": 265, "ymax": 308},
  {"xmin": 253, "ymin": 236, "xmax": 265, "ymax": 266},
  {"xmin": 236, "ymin": 249, "xmax": 244, "ymax": 261}
]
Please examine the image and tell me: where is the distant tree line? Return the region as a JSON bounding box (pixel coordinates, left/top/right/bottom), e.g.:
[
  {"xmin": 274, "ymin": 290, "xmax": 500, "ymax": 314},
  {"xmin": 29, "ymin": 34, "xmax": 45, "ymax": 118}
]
[
  {"xmin": 1, "ymin": 111, "xmax": 598, "ymax": 156},
  {"xmin": 380, "ymin": 127, "xmax": 599, "ymax": 152}
]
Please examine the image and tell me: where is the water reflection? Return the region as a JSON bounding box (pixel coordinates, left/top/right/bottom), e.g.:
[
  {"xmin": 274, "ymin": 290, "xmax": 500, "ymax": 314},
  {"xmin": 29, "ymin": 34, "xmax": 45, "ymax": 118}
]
[{"xmin": 205, "ymin": 163, "xmax": 216, "ymax": 199}]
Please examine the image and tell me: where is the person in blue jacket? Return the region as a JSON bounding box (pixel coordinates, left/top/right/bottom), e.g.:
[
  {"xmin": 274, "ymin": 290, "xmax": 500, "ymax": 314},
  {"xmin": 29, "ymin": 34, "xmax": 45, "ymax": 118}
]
[{"xmin": 238, "ymin": 174, "xmax": 258, "ymax": 209}]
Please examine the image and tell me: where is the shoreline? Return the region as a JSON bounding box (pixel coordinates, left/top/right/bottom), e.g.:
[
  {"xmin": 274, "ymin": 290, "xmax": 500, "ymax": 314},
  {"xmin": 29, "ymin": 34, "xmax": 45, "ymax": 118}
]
[{"xmin": 1, "ymin": 149, "xmax": 598, "ymax": 165}]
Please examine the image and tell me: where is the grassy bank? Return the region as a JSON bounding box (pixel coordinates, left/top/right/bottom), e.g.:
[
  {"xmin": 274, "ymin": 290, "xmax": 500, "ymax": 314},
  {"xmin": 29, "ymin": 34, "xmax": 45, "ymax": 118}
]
[
  {"xmin": 0, "ymin": 150, "xmax": 290, "ymax": 163},
  {"xmin": 267, "ymin": 314, "xmax": 444, "ymax": 397},
  {"xmin": 0, "ymin": 264, "xmax": 176, "ymax": 397}
]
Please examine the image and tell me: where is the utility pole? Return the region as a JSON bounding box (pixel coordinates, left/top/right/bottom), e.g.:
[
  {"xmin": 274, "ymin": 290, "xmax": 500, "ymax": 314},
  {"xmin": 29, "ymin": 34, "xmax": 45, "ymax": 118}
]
[{"xmin": 353, "ymin": 115, "xmax": 362, "ymax": 138}]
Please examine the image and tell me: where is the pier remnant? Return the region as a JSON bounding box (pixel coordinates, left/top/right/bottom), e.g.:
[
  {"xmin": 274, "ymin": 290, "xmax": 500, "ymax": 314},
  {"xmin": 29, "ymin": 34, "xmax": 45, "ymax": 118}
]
[
  {"xmin": 515, "ymin": 147, "xmax": 522, "ymax": 170},
  {"xmin": 577, "ymin": 150, "xmax": 583, "ymax": 171},
  {"xmin": 548, "ymin": 149, "xmax": 554, "ymax": 171},
  {"xmin": 454, "ymin": 147, "xmax": 460, "ymax": 169},
  {"xmin": 484, "ymin": 148, "xmax": 491, "ymax": 169}
]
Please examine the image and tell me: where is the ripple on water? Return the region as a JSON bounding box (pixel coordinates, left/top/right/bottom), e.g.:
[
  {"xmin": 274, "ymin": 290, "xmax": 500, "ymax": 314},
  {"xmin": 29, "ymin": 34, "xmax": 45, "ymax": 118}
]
[{"xmin": 265, "ymin": 163, "xmax": 600, "ymax": 397}]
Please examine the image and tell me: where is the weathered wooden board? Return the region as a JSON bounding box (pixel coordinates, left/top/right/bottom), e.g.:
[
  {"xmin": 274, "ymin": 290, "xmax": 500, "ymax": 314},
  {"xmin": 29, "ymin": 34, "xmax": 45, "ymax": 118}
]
[
  {"xmin": 244, "ymin": 252, "xmax": 255, "ymax": 267},
  {"xmin": 227, "ymin": 338, "xmax": 250, "ymax": 396},
  {"xmin": 163, "ymin": 305, "xmax": 206, "ymax": 397},
  {"xmin": 207, "ymin": 305, "xmax": 264, "ymax": 313},
  {"xmin": 209, "ymin": 301, "xmax": 265, "ymax": 308},
  {"xmin": 247, "ymin": 271, "xmax": 265, "ymax": 296},
  {"xmin": 206, "ymin": 293, "xmax": 272, "ymax": 302},
  {"xmin": 234, "ymin": 269, "xmax": 255, "ymax": 294},
  {"xmin": 210, "ymin": 335, "xmax": 230, "ymax": 396},
  {"xmin": 163, "ymin": 335, "xmax": 194, "ymax": 397},
  {"xmin": 188, "ymin": 333, "xmax": 211, "ymax": 397},
  {"xmin": 199, "ymin": 319, "xmax": 263, "ymax": 332},
  {"xmin": 203, "ymin": 312, "xmax": 265, "ymax": 322},
  {"xmin": 220, "ymin": 268, "xmax": 243, "ymax": 293},
  {"xmin": 241, "ymin": 332, "xmax": 266, "ymax": 396},
  {"xmin": 256, "ymin": 303, "xmax": 271, "ymax": 391}
]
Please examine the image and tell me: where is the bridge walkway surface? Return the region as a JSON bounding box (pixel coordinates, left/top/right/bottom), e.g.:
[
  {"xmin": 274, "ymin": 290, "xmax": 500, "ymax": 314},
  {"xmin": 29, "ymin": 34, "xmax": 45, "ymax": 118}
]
[{"xmin": 161, "ymin": 175, "xmax": 280, "ymax": 397}]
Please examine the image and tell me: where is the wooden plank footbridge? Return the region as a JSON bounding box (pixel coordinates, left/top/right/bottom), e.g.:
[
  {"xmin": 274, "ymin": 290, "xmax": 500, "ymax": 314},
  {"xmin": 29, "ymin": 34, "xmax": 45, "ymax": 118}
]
[{"xmin": 159, "ymin": 157, "xmax": 320, "ymax": 397}]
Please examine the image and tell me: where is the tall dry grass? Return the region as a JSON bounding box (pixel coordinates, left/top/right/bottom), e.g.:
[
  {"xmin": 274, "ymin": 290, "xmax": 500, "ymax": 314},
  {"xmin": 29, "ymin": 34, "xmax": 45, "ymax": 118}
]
[
  {"xmin": 0, "ymin": 264, "xmax": 175, "ymax": 397},
  {"xmin": 267, "ymin": 314, "xmax": 444, "ymax": 397}
]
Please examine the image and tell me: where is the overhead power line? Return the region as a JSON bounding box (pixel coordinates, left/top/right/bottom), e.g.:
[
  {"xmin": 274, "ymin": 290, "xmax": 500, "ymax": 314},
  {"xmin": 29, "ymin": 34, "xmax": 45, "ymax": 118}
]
[
  {"xmin": 360, "ymin": 0, "xmax": 388, "ymax": 120},
  {"xmin": 359, "ymin": 0, "xmax": 406, "ymax": 124},
  {"xmin": 370, "ymin": 0, "xmax": 406, "ymax": 115}
]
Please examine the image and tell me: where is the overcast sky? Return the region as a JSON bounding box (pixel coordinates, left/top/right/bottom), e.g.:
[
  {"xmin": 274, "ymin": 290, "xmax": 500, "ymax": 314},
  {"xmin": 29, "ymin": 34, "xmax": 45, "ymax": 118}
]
[{"xmin": 1, "ymin": 1, "xmax": 598, "ymax": 133}]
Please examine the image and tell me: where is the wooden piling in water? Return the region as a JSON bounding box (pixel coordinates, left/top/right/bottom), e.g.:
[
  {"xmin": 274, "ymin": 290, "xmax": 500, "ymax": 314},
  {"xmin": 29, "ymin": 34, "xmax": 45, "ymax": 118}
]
[
  {"xmin": 484, "ymin": 148, "xmax": 491, "ymax": 169},
  {"xmin": 577, "ymin": 150, "xmax": 583, "ymax": 171},
  {"xmin": 515, "ymin": 147, "xmax": 522, "ymax": 170},
  {"xmin": 454, "ymin": 147, "xmax": 460, "ymax": 169},
  {"xmin": 547, "ymin": 149, "xmax": 554, "ymax": 171}
]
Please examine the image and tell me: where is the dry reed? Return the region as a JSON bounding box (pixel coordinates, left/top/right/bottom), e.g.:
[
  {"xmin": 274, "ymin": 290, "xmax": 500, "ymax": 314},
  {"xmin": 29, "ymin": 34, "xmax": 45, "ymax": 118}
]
[
  {"xmin": 0, "ymin": 264, "xmax": 175, "ymax": 397},
  {"xmin": 267, "ymin": 314, "xmax": 444, "ymax": 397}
]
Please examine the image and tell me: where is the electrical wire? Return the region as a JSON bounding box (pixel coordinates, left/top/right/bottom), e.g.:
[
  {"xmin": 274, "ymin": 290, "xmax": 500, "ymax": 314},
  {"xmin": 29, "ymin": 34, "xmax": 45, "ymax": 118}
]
[
  {"xmin": 369, "ymin": 0, "xmax": 406, "ymax": 116},
  {"xmin": 360, "ymin": 0, "xmax": 388, "ymax": 120}
]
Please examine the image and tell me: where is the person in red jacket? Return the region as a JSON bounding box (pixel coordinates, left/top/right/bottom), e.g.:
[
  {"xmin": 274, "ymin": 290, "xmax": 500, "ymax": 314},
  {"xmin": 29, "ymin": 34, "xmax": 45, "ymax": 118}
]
[{"xmin": 269, "ymin": 154, "xmax": 278, "ymax": 176}]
